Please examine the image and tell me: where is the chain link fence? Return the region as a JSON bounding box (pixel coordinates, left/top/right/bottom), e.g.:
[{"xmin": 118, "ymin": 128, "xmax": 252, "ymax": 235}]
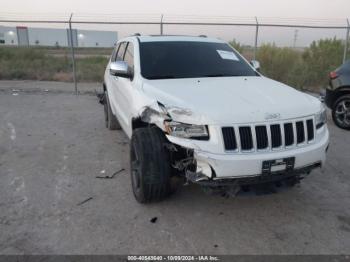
[{"xmin": 0, "ymin": 13, "xmax": 349, "ymax": 93}]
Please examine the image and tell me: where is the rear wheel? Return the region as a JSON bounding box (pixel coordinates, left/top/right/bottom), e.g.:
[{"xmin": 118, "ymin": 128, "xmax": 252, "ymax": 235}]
[
  {"xmin": 332, "ymin": 95, "xmax": 350, "ymax": 130},
  {"xmin": 130, "ymin": 127, "xmax": 172, "ymax": 203},
  {"xmin": 104, "ymin": 91, "xmax": 121, "ymax": 130}
]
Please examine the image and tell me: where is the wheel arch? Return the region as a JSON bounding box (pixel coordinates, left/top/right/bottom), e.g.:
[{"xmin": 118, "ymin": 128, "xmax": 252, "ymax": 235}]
[
  {"xmin": 131, "ymin": 117, "xmax": 152, "ymax": 130},
  {"xmin": 330, "ymin": 86, "xmax": 350, "ymax": 108}
]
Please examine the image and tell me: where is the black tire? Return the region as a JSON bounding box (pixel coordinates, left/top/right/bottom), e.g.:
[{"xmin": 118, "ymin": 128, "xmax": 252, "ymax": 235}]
[
  {"xmin": 130, "ymin": 127, "xmax": 172, "ymax": 203},
  {"xmin": 332, "ymin": 94, "xmax": 350, "ymax": 130},
  {"xmin": 104, "ymin": 91, "xmax": 121, "ymax": 130}
]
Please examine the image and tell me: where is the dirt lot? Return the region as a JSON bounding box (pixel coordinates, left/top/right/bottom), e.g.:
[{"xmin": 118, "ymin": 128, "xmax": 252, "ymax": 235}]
[{"xmin": 0, "ymin": 81, "xmax": 350, "ymax": 255}]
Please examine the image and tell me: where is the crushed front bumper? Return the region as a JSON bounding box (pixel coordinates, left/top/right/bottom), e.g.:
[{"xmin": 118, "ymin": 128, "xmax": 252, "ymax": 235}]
[
  {"xmin": 186, "ymin": 162, "xmax": 321, "ymax": 186},
  {"xmin": 167, "ymin": 125, "xmax": 329, "ymax": 182}
]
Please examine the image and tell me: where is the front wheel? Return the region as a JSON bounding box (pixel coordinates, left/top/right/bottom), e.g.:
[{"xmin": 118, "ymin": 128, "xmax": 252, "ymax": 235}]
[
  {"xmin": 130, "ymin": 127, "xmax": 172, "ymax": 203},
  {"xmin": 332, "ymin": 95, "xmax": 350, "ymax": 130}
]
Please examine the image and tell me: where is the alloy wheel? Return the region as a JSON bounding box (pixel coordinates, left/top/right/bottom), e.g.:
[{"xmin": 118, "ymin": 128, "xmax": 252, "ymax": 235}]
[{"xmin": 335, "ymin": 99, "xmax": 350, "ymax": 127}]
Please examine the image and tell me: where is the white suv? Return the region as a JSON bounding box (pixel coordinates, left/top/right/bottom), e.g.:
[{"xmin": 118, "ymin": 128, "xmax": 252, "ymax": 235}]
[{"xmin": 103, "ymin": 35, "xmax": 329, "ymax": 203}]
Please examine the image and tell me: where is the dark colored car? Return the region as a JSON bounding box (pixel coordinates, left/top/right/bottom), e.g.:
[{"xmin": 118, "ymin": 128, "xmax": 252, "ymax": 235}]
[{"xmin": 325, "ymin": 60, "xmax": 350, "ymax": 130}]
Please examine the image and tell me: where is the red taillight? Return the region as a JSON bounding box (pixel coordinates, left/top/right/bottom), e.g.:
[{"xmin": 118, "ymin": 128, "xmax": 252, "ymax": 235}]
[{"xmin": 330, "ymin": 71, "xmax": 338, "ymax": 79}]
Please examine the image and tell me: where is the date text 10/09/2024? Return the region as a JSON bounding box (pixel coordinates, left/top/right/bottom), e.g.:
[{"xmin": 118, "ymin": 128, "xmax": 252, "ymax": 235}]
[{"xmin": 127, "ymin": 255, "xmax": 220, "ymax": 261}]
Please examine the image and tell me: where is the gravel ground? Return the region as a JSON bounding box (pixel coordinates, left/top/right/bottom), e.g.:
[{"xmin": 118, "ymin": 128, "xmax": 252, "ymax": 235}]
[{"xmin": 0, "ymin": 81, "xmax": 349, "ymax": 255}]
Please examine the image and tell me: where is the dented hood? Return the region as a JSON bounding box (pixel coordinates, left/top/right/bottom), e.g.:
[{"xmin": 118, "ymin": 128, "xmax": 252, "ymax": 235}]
[{"xmin": 142, "ymin": 76, "xmax": 321, "ymax": 125}]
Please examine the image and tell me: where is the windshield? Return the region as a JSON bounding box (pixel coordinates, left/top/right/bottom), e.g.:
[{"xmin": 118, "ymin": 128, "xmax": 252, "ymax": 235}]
[{"xmin": 139, "ymin": 41, "xmax": 258, "ymax": 80}]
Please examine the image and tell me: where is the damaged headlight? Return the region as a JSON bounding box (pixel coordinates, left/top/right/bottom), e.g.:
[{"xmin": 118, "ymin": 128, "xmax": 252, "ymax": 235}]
[
  {"xmin": 315, "ymin": 106, "xmax": 327, "ymax": 129},
  {"xmin": 164, "ymin": 121, "xmax": 209, "ymax": 140}
]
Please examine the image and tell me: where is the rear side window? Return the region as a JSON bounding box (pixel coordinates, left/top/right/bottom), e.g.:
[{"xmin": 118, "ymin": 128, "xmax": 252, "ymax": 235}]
[
  {"xmin": 116, "ymin": 42, "xmax": 127, "ymax": 61},
  {"xmin": 124, "ymin": 42, "xmax": 134, "ymax": 68}
]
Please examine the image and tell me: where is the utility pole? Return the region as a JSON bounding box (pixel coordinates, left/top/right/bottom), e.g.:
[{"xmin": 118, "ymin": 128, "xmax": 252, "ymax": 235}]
[
  {"xmin": 343, "ymin": 18, "xmax": 349, "ymax": 64},
  {"xmin": 254, "ymin": 17, "xmax": 259, "ymax": 60},
  {"xmin": 293, "ymin": 29, "xmax": 298, "ymax": 48},
  {"xmin": 160, "ymin": 14, "xmax": 164, "ymax": 35}
]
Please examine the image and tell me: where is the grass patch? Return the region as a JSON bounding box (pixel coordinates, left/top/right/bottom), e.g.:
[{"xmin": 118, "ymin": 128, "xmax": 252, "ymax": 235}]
[
  {"xmin": 1, "ymin": 39, "xmax": 349, "ymax": 90},
  {"xmin": 232, "ymin": 38, "xmax": 349, "ymax": 92},
  {"xmin": 76, "ymin": 56, "xmax": 108, "ymax": 82},
  {"xmin": 256, "ymin": 38, "xmax": 348, "ymax": 92},
  {"xmin": 0, "ymin": 46, "xmax": 109, "ymax": 82}
]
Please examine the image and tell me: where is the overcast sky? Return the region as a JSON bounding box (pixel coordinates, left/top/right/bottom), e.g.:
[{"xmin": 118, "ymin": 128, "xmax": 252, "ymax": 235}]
[
  {"xmin": 1, "ymin": 0, "xmax": 350, "ymax": 46},
  {"xmin": 1, "ymin": 0, "xmax": 349, "ymax": 18}
]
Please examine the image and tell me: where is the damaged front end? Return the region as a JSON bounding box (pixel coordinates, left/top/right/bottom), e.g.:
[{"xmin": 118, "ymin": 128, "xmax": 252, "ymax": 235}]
[
  {"xmin": 138, "ymin": 103, "xmax": 228, "ymax": 194},
  {"xmin": 137, "ymin": 101, "xmax": 212, "ymax": 175},
  {"xmin": 136, "ymin": 101, "xmax": 310, "ymax": 197}
]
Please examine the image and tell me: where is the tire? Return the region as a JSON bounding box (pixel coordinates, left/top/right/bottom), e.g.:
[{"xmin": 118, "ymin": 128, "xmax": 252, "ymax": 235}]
[
  {"xmin": 332, "ymin": 94, "xmax": 350, "ymax": 130},
  {"xmin": 130, "ymin": 127, "xmax": 172, "ymax": 203},
  {"xmin": 104, "ymin": 91, "xmax": 121, "ymax": 130}
]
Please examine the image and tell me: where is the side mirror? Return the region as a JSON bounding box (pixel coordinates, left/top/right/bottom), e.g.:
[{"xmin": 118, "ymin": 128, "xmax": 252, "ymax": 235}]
[
  {"xmin": 250, "ymin": 60, "xmax": 260, "ymax": 72},
  {"xmin": 110, "ymin": 61, "xmax": 133, "ymax": 78}
]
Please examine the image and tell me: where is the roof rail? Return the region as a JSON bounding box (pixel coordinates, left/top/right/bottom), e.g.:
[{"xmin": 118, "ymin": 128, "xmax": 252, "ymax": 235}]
[
  {"xmin": 199, "ymin": 35, "xmax": 207, "ymax": 38},
  {"xmin": 134, "ymin": 33, "xmax": 141, "ymax": 36},
  {"xmin": 149, "ymin": 34, "xmax": 187, "ymax": 37}
]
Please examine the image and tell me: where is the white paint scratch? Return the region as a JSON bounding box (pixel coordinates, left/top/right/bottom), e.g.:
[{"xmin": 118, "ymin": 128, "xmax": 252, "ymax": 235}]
[
  {"xmin": 7, "ymin": 122, "xmax": 16, "ymax": 141},
  {"xmin": 55, "ymin": 146, "xmax": 71, "ymax": 201},
  {"xmin": 9, "ymin": 174, "xmax": 28, "ymax": 206}
]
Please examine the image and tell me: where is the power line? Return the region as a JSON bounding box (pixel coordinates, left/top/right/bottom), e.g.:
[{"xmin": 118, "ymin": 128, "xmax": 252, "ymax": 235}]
[{"xmin": 0, "ymin": 12, "xmax": 349, "ymax": 28}]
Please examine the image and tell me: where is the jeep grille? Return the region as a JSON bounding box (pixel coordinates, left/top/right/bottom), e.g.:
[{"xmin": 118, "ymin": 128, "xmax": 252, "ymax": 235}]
[{"xmin": 221, "ymin": 118, "xmax": 315, "ymax": 152}]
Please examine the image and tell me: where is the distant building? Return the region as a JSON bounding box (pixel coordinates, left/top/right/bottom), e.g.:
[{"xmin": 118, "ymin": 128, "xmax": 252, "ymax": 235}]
[
  {"xmin": 0, "ymin": 26, "xmax": 18, "ymax": 45},
  {"xmin": 17, "ymin": 26, "xmax": 30, "ymax": 46},
  {"xmin": 0, "ymin": 26, "xmax": 118, "ymax": 47}
]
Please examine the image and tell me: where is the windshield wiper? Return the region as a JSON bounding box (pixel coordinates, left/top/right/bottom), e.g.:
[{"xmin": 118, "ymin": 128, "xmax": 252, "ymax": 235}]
[
  {"xmin": 203, "ymin": 74, "xmax": 239, "ymax": 77},
  {"xmin": 147, "ymin": 75, "xmax": 176, "ymax": 80},
  {"xmin": 204, "ymin": 74, "xmax": 225, "ymax": 77}
]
